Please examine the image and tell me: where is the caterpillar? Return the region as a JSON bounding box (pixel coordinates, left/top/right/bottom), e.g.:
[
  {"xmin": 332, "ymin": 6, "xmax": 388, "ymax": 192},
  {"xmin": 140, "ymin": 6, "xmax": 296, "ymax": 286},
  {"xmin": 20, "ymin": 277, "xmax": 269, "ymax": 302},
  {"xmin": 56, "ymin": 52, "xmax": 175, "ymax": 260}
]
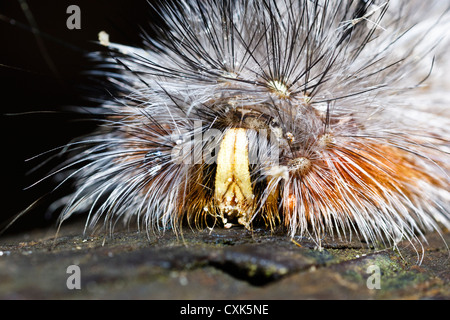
[{"xmin": 4, "ymin": 0, "xmax": 450, "ymax": 250}]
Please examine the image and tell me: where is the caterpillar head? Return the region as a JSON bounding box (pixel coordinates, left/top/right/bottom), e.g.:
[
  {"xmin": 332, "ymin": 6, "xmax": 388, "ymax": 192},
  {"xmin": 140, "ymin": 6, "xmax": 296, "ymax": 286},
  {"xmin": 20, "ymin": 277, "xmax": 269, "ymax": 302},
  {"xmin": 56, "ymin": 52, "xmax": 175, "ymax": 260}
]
[{"xmin": 37, "ymin": 0, "xmax": 449, "ymax": 249}]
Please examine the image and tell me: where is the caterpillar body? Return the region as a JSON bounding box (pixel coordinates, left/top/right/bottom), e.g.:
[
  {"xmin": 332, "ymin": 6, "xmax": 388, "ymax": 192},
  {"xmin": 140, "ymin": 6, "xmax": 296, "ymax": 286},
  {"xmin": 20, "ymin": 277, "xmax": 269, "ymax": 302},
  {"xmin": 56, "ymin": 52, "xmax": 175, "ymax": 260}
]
[{"xmin": 11, "ymin": 0, "xmax": 450, "ymax": 250}]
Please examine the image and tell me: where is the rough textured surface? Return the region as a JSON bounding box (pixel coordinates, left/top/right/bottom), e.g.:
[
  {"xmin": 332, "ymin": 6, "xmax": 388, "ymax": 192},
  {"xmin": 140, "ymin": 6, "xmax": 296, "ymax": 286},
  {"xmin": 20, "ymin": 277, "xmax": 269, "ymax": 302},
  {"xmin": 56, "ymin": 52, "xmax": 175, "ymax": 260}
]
[{"xmin": 0, "ymin": 222, "xmax": 448, "ymax": 300}]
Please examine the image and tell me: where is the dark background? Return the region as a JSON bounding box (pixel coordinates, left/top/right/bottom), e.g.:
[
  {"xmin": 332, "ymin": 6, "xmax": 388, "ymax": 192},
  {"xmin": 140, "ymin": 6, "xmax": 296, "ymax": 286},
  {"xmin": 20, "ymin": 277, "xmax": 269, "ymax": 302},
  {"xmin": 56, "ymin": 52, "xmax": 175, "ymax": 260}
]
[{"xmin": 0, "ymin": 0, "xmax": 163, "ymax": 234}]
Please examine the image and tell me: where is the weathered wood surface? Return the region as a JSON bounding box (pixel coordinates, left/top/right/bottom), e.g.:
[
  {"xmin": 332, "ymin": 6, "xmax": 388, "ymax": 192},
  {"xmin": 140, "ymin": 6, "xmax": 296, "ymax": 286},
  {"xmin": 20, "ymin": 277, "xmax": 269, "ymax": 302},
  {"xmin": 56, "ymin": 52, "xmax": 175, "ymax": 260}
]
[{"xmin": 0, "ymin": 222, "xmax": 448, "ymax": 300}]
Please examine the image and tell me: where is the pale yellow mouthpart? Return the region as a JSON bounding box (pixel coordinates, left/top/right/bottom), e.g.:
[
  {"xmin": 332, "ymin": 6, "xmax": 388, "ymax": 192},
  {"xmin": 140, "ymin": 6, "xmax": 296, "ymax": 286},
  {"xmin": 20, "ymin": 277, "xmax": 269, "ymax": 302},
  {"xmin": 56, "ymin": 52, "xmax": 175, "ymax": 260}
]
[{"xmin": 214, "ymin": 128, "xmax": 254, "ymax": 228}]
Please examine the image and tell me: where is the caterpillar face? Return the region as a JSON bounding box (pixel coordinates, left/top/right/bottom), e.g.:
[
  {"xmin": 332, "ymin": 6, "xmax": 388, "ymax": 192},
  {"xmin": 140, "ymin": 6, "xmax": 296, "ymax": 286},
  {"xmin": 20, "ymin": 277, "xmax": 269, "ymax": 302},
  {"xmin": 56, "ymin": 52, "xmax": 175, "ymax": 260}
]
[{"xmin": 11, "ymin": 0, "xmax": 450, "ymax": 249}]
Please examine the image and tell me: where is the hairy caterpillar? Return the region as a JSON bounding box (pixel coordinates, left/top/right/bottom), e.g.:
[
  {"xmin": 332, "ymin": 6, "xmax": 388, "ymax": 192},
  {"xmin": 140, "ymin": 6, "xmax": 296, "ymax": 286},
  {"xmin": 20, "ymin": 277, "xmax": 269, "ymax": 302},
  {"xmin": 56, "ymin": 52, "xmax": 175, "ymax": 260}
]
[{"xmin": 4, "ymin": 0, "xmax": 450, "ymax": 251}]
